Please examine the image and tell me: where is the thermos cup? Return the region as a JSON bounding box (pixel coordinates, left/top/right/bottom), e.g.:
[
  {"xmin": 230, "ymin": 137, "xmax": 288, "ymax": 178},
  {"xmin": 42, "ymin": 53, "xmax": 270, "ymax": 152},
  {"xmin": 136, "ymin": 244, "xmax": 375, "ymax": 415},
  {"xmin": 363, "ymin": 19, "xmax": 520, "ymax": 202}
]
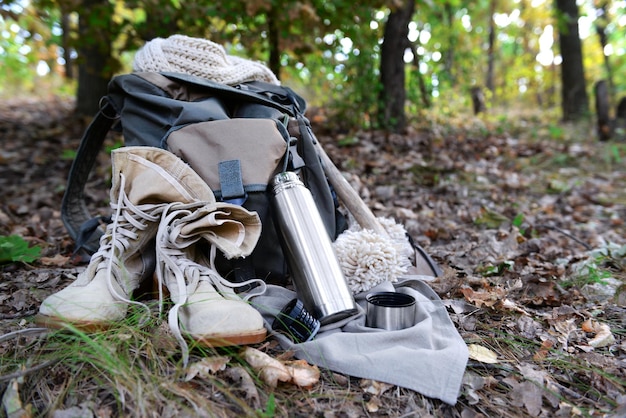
[
  {"xmin": 270, "ymin": 171, "xmax": 358, "ymax": 325},
  {"xmin": 365, "ymin": 292, "xmax": 417, "ymax": 330}
]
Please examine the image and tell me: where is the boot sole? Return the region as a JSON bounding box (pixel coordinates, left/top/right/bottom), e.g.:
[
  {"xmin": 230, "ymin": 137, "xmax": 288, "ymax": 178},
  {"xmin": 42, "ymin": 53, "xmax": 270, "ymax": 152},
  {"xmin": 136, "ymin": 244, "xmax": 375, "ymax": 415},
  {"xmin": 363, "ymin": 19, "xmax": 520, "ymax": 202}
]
[
  {"xmin": 36, "ymin": 315, "xmax": 267, "ymax": 348},
  {"xmin": 192, "ymin": 328, "xmax": 267, "ymax": 348},
  {"xmin": 34, "ymin": 314, "xmax": 113, "ymax": 332}
]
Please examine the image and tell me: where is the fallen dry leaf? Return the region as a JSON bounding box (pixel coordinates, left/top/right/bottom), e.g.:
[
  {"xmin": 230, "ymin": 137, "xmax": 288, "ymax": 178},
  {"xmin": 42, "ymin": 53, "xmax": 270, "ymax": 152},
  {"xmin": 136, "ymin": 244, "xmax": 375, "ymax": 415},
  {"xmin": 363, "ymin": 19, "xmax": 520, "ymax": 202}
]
[
  {"xmin": 467, "ymin": 344, "xmax": 499, "ymax": 364},
  {"xmin": 330, "ymin": 372, "xmax": 350, "ymax": 387},
  {"xmin": 443, "ymin": 298, "xmax": 479, "ymax": 314},
  {"xmin": 39, "ymin": 254, "xmax": 70, "ymax": 267},
  {"xmin": 551, "ymin": 318, "xmax": 578, "ymax": 350},
  {"xmin": 501, "ymin": 298, "xmax": 531, "ymax": 315},
  {"xmin": 48, "ymin": 403, "xmax": 94, "ymax": 418},
  {"xmin": 462, "ymin": 372, "xmax": 498, "ymax": 405},
  {"xmin": 532, "ymin": 340, "xmax": 554, "ymax": 361},
  {"xmin": 241, "ymin": 347, "xmax": 291, "ymax": 387},
  {"xmin": 283, "ymin": 359, "xmax": 320, "ymax": 389},
  {"xmin": 517, "ymin": 315, "xmax": 543, "ymax": 339},
  {"xmin": 360, "ymin": 379, "xmax": 394, "ymax": 396},
  {"xmin": 360, "ymin": 379, "xmax": 393, "ymax": 413},
  {"xmin": 582, "ymin": 319, "xmax": 616, "ymax": 348},
  {"xmin": 504, "ymin": 377, "xmax": 543, "ymax": 417},
  {"xmin": 2, "ymin": 375, "xmax": 32, "ymax": 418},
  {"xmin": 518, "ymin": 363, "xmax": 547, "ymax": 385},
  {"xmin": 184, "ymin": 356, "xmax": 230, "ymax": 382},
  {"xmin": 581, "ymin": 319, "xmax": 595, "ymax": 333},
  {"xmin": 365, "ymin": 396, "xmax": 382, "ymax": 413},
  {"xmin": 241, "ymin": 348, "xmax": 320, "ymax": 389},
  {"xmin": 461, "ymin": 286, "xmax": 507, "ymax": 308},
  {"xmin": 224, "ymin": 366, "xmax": 260, "ymax": 409}
]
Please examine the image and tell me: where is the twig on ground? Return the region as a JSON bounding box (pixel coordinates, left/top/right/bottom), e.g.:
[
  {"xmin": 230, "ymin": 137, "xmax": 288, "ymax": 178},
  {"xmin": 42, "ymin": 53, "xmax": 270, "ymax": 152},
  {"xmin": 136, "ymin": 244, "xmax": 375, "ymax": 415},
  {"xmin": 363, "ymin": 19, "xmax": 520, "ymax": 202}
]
[
  {"xmin": 0, "ymin": 358, "xmax": 60, "ymax": 383},
  {"xmin": 0, "ymin": 327, "xmax": 50, "ymax": 344},
  {"xmin": 535, "ymin": 224, "xmax": 593, "ymax": 250},
  {"xmin": 0, "ymin": 309, "xmax": 38, "ymax": 320}
]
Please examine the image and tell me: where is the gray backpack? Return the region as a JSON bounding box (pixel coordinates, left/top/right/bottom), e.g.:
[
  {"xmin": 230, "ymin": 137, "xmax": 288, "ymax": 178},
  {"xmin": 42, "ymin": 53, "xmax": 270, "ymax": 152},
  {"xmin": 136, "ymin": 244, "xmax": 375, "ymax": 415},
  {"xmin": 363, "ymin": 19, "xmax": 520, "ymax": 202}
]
[{"xmin": 62, "ymin": 72, "xmax": 440, "ymax": 284}]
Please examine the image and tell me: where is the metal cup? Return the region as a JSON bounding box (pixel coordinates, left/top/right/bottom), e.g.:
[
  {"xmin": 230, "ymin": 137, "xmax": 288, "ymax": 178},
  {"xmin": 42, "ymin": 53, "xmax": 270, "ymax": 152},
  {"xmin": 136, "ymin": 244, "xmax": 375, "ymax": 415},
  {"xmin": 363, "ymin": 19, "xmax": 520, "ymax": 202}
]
[{"xmin": 366, "ymin": 292, "xmax": 416, "ymax": 330}]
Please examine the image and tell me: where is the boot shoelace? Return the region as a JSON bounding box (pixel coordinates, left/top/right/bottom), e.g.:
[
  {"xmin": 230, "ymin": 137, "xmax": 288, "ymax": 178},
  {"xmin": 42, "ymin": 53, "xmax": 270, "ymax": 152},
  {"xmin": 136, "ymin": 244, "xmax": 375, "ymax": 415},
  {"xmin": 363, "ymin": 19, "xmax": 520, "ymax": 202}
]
[
  {"xmin": 96, "ymin": 173, "xmax": 162, "ymax": 324},
  {"xmin": 156, "ymin": 206, "xmax": 266, "ymax": 366}
]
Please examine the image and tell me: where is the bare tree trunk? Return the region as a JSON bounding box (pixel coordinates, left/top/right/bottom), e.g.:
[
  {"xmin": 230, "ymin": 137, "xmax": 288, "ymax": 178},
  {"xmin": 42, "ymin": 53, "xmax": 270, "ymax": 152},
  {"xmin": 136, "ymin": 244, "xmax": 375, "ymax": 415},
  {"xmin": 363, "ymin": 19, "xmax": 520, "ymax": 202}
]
[
  {"xmin": 267, "ymin": 6, "xmax": 281, "ymax": 81},
  {"xmin": 75, "ymin": 0, "xmax": 114, "ymax": 117},
  {"xmin": 471, "ymin": 87, "xmax": 486, "ymax": 114},
  {"xmin": 617, "ymin": 97, "xmax": 626, "ymax": 120},
  {"xmin": 555, "ymin": 0, "xmax": 589, "ymax": 121},
  {"xmin": 593, "ymin": 1, "xmax": 613, "ymax": 107},
  {"xmin": 485, "ymin": 0, "xmax": 497, "ymax": 93},
  {"xmin": 595, "ymin": 80, "xmax": 611, "ymax": 140},
  {"xmin": 378, "ymin": 0, "xmax": 415, "ymax": 132}
]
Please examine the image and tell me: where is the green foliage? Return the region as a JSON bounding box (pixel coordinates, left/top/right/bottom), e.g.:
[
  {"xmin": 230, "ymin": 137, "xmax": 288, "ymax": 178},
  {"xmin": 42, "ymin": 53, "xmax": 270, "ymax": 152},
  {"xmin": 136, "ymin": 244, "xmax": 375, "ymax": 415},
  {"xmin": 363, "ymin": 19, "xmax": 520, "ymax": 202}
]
[
  {"xmin": 337, "ymin": 136, "xmax": 360, "ymax": 146},
  {"xmin": 0, "ymin": 235, "xmax": 41, "ymax": 264},
  {"xmin": 604, "ymin": 143, "xmax": 623, "ymax": 165},
  {"xmin": 256, "ymin": 393, "xmax": 276, "ymax": 418},
  {"xmin": 105, "ymin": 139, "xmax": 124, "ymax": 154},
  {"xmin": 0, "ymin": 0, "xmax": 624, "ymax": 129},
  {"xmin": 512, "ymin": 213, "xmax": 526, "ymax": 235},
  {"xmin": 477, "ymin": 260, "xmax": 514, "ymax": 277},
  {"xmin": 8, "ymin": 313, "xmax": 259, "ymax": 416},
  {"xmin": 0, "ymin": 10, "xmax": 44, "ymax": 94},
  {"xmin": 61, "ymin": 149, "xmax": 77, "ymax": 160},
  {"xmin": 473, "ymin": 207, "xmax": 509, "ymax": 229},
  {"xmin": 547, "ymin": 177, "xmax": 571, "ymax": 194},
  {"xmin": 547, "ymin": 124, "xmax": 565, "ymax": 140},
  {"xmin": 562, "ymin": 262, "xmax": 613, "ymax": 289},
  {"xmin": 562, "ymin": 244, "xmax": 624, "ymax": 289}
]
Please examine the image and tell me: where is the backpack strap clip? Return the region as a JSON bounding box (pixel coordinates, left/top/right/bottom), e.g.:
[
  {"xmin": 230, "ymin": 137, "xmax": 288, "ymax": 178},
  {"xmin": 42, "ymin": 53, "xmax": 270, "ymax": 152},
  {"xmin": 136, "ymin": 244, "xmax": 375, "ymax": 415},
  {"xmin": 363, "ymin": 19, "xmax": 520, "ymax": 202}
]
[{"xmin": 287, "ymin": 137, "xmax": 306, "ymax": 170}]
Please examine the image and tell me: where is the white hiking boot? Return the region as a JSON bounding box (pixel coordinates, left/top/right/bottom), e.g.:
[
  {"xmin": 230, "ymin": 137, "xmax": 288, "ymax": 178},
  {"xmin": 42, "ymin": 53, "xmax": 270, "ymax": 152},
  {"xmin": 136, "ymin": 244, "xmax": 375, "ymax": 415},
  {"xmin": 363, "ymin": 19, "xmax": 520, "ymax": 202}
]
[
  {"xmin": 37, "ymin": 147, "xmax": 215, "ymax": 329},
  {"xmin": 156, "ymin": 204, "xmax": 266, "ymax": 365}
]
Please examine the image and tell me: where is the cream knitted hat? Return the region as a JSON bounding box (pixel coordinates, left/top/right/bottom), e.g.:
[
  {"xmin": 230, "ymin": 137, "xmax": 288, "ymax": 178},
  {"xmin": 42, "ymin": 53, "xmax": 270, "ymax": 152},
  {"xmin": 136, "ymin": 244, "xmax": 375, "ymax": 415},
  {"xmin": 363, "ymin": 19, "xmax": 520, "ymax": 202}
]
[{"xmin": 133, "ymin": 35, "xmax": 280, "ymax": 85}]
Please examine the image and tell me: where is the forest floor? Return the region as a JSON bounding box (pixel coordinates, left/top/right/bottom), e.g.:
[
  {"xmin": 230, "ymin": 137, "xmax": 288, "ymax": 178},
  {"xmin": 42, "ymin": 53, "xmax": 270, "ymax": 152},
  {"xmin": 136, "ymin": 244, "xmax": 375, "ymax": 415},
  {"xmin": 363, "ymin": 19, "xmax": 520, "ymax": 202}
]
[{"xmin": 0, "ymin": 96, "xmax": 625, "ymax": 417}]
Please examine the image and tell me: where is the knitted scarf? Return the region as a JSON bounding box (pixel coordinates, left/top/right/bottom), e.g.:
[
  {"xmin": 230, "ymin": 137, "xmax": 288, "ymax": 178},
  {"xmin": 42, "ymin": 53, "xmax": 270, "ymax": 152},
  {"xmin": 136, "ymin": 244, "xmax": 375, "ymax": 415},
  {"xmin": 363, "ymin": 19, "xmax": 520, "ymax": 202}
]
[{"xmin": 133, "ymin": 35, "xmax": 280, "ymax": 86}]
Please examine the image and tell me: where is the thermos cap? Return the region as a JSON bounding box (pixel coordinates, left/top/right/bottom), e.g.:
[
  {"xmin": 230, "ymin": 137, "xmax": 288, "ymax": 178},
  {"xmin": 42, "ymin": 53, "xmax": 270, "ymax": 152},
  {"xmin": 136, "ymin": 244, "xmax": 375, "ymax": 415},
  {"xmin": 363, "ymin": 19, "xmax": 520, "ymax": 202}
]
[
  {"xmin": 271, "ymin": 171, "xmax": 303, "ymax": 193},
  {"xmin": 272, "ymin": 298, "xmax": 320, "ymax": 343}
]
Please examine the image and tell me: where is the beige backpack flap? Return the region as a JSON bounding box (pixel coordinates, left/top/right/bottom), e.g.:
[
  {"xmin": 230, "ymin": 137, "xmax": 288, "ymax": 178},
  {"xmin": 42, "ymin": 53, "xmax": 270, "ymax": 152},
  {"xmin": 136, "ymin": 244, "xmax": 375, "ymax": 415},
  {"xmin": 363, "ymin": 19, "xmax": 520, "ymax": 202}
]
[{"xmin": 167, "ymin": 118, "xmax": 288, "ymax": 200}]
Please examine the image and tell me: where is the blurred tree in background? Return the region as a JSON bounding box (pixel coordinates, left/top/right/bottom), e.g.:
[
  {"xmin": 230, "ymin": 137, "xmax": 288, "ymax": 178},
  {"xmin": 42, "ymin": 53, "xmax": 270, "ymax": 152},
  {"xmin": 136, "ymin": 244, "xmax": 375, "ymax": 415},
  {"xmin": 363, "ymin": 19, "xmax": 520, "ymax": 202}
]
[
  {"xmin": 555, "ymin": 0, "xmax": 589, "ymax": 121},
  {"xmin": 379, "ymin": 0, "xmax": 415, "ymax": 132},
  {"xmin": 1, "ymin": 0, "xmax": 625, "ymax": 129}
]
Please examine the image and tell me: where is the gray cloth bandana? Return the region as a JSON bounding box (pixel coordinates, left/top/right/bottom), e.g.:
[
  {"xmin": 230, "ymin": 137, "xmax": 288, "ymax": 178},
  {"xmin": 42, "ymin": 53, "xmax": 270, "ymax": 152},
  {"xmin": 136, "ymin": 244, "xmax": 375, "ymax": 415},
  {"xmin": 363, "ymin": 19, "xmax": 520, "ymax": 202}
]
[{"xmin": 252, "ymin": 277, "xmax": 468, "ymax": 405}]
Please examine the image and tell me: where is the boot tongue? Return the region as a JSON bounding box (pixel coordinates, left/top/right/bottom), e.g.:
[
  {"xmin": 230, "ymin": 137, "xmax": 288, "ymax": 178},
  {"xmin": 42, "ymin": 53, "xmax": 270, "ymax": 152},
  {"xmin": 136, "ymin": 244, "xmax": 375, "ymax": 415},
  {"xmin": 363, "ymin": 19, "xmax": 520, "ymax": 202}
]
[
  {"xmin": 178, "ymin": 204, "xmax": 261, "ymax": 259},
  {"xmin": 114, "ymin": 147, "xmax": 216, "ymax": 205}
]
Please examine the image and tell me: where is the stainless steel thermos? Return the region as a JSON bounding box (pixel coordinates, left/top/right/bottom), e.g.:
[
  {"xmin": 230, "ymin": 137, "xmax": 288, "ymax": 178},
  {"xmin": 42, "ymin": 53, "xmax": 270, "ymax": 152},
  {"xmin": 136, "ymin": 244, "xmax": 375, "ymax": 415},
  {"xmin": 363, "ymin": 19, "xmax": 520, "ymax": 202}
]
[{"xmin": 270, "ymin": 171, "xmax": 357, "ymax": 325}]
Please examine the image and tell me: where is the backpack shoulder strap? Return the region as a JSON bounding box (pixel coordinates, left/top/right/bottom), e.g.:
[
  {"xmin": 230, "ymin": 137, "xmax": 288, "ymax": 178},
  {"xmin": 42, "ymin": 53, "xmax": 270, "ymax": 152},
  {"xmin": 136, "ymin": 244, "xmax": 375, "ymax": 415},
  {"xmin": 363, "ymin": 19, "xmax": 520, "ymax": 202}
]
[{"xmin": 61, "ymin": 100, "xmax": 117, "ymax": 254}]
